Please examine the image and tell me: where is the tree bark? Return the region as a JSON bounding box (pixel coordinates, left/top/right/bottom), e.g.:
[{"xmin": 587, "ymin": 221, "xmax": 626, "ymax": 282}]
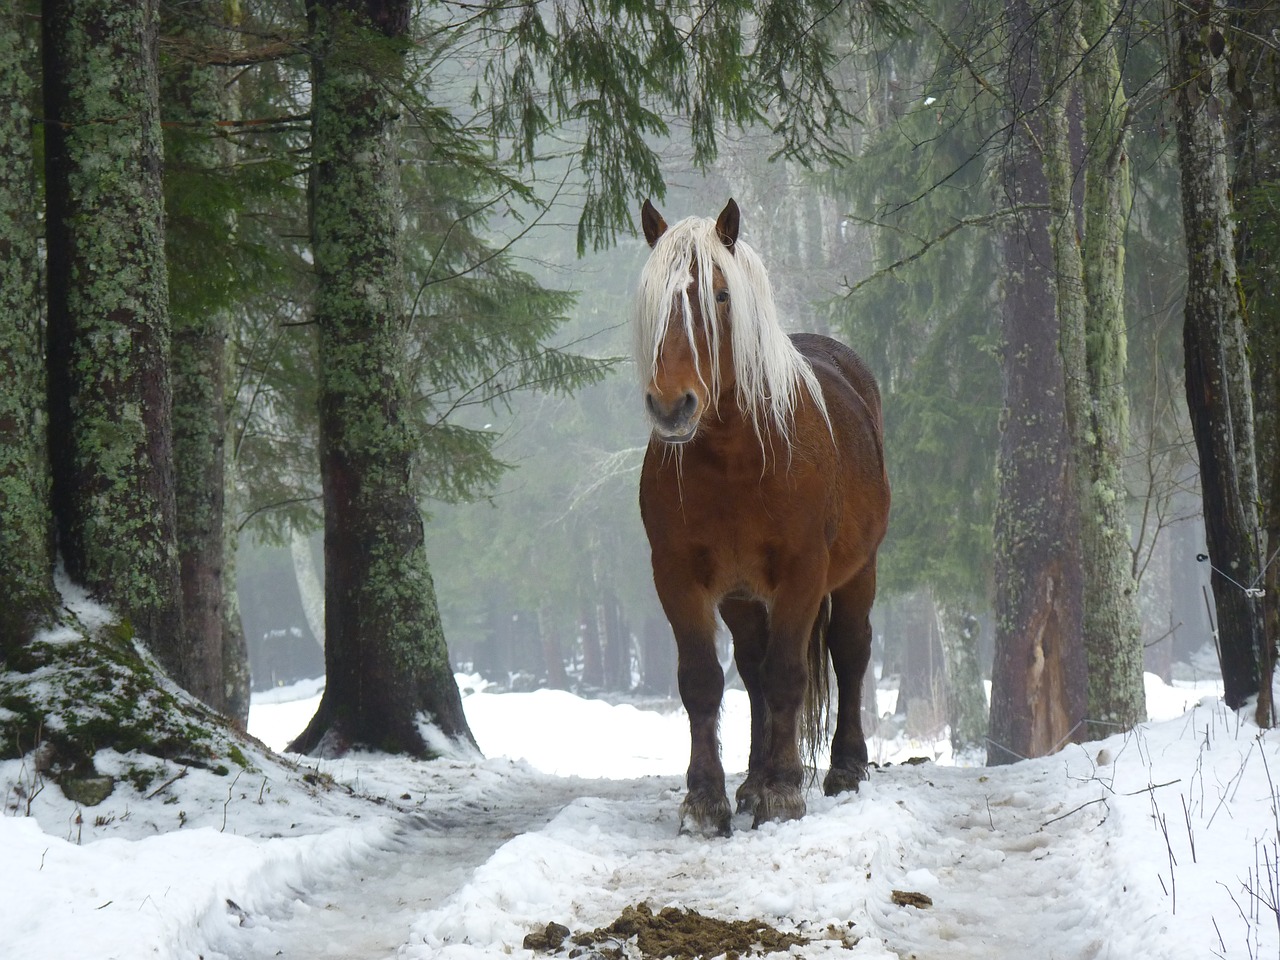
[
  {"xmin": 988, "ymin": 0, "xmax": 1088, "ymax": 765},
  {"xmin": 160, "ymin": 0, "xmax": 251, "ymax": 722},
  {"xmin": 1036, "ymin": 0, "xmax": 1145, "ymax": 738},
  {"xmin": 1169, "ymin": 0, "xmax": 1265, "ymax": 709},
  {"xmin": 289, "ymin": 0, "xmax": 476, "ymax": 757},
  {"xmin": 1074, "ymin": 0, "xmax": 1145, "ymax": 733},
  {"xmin": 43, "ymin": 0, "xmax": 188, "ymax": 669},
  {"xmin": 1228, "ymin": 0, "xmax": 1280, "ymax": 726},
  {"xmin": 0, "ymin": 2, "xmax": 57, "ymax": 654}
]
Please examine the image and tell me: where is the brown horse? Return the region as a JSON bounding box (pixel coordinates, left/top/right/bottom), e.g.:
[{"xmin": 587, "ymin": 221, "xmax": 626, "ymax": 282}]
[{"xmin": 635, "ymin": 199, "xmax": 890, "ymax": 836}]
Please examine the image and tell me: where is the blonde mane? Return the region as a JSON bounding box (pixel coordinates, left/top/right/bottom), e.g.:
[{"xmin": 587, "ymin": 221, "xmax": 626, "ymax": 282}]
[{"xmin": 634, "ymin": 215, "xmax": 828, "ymax": 446}]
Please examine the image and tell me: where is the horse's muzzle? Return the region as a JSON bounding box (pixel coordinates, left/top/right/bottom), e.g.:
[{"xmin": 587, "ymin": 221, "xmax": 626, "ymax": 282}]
[{"xmin": 646, "ymin": 391, "xmax": 699, "ymax": 443}]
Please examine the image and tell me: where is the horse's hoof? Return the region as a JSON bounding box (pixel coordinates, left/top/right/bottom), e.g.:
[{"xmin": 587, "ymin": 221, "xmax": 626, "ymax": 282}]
[
  {"xmin": 735, "ymin": 777, "xmax": 763, "ymax": 815},
  {"xmin": 823, "ymin": 762, "xmax": 869, "ymax": 796},
  {"xmin": 679, "ymin": 792, "xmax": 732, "ymax": 837},
  {"xmin": 751, "ymin": 785, "xmax": 806, "ymax": 827}
]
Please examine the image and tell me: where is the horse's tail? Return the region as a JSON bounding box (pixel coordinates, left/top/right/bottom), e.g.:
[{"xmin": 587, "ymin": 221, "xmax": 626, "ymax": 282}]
[{"xmin": 801, "ymin": 594, "xmax": 833, "ymax": 776}]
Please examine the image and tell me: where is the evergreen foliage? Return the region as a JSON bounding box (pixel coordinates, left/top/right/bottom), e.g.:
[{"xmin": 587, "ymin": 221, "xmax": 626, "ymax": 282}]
[{"xmin": 828, "ymin": 7, "xmax": 1003, "ymax": 610}]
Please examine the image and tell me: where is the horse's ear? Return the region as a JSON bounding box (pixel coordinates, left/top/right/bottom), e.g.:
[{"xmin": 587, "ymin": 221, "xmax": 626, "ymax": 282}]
[
  {"xmin": 715, "ymin": 198, "xmax": 740, "ymax": 253},
  {"xmin": 641, "ymin": 199, "xmax": 667, "ymax": 248}
]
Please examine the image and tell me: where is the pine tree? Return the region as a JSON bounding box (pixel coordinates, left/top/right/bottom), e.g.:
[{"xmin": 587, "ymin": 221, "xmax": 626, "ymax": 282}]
[
  {"xmin": 1228, "ymin": 0, "xmax": 1280, "ymax": 725},
  {"xmin": 161, "ymin": 0, "xmax": 252, "ymax": 724},
  {"xmin": 288, "ymin": 0, "xmax": 478, "ymax": 756},
  {"xmin": 42, "ymin": 0, "xmax": 188, "ymax": 674},
  {"xmin": 0, "ymin": 1, "xmax": 57, "ymax": 654},
  {"xmin": 988, "ymin": 0, "xmax": 1088, "ymax": 764},
  {"xmin": 1169, "ymin": 0, "xmax": 1266, "ymax": 708},
  {"xmin": 829, "ymin": 3, "xmax": 1002, "ymax": 750},
  {"xmin": 1036, "ymin": 0, "xmax": 1145, "ymax": 736}
]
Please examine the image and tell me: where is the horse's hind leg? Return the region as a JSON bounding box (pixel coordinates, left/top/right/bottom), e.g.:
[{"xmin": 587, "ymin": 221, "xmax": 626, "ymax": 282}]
[
  {"xmin": 720, "ymin": 596, "xmax": 769, "ymax": 814},
  {"xmin": 823, "ymin": 561, "xmax": 877, "ymax": 796}
]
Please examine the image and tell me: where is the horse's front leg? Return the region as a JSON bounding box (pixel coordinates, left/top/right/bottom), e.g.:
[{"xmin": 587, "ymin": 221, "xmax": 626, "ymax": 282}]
[
  {"xmin": 660, "ymin": 580, "xmax": 731, "ymax": 836},
  {"xmin": 752, "ymin": 590, "xmax": 825, "ymax": 827}
]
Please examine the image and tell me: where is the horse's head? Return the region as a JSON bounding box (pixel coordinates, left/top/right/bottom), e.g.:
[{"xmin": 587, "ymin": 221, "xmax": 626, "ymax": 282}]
[{"xmin": 636, "ymin": 198, "xmax": 741, "ymax": 444}]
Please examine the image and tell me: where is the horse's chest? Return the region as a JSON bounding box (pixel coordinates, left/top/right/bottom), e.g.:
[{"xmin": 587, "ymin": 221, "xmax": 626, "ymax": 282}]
[{"xmin": 642, "ymin": 454, "xmax": 831, "ymax": 594}]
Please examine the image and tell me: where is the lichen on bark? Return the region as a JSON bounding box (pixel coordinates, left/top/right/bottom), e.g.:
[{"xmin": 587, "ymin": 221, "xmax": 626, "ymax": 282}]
[
  {"xmin": 289, "ymin": 1, "xmax": 476, "ymax": 758},
  {"xmin": 0, "ymin": 4, "xmax": 57, "ymax": 652},
  {"xmin": 43, "ymin": 0, "xmax": 187, "ymax": 678}
]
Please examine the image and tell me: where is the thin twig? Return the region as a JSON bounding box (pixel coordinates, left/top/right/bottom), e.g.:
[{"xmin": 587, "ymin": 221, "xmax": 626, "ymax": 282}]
[
  {"xmin": 1041, "ymin": 795, "xmax": 1109, "ymax": 828},
  {"xmin": 145, "ymin": 768, "xmax": 189, "ymax": 801}
]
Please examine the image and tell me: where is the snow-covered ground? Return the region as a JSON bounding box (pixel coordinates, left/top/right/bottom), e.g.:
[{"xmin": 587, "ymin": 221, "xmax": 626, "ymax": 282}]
[{"xmin": 3, "ymin": 662, "xmax": 1275, "ymax": 960}]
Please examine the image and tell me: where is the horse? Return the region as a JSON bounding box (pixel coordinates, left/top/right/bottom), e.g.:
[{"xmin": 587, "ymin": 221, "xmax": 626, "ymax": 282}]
[{"xmin": 634, "ymin": 198, "xmax": 890, "ymax": 837}]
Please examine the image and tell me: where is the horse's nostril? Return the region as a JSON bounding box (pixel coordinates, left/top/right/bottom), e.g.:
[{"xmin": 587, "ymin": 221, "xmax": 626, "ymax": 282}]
[{"xmin": 647, "ymin": 391, "xmax": 697, "ymax": 426}]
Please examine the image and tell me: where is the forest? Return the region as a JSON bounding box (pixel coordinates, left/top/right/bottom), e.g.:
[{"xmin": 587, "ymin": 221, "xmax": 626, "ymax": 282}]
[{"xmin": 1, "ymin": 0, "xmax": 1277, "ymax": 794}]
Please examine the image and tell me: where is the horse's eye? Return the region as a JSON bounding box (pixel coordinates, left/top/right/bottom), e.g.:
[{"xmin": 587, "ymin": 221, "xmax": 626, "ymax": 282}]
[{"xmin": 715, "ymin": 290, "xmax": 729, "ymax": 304}]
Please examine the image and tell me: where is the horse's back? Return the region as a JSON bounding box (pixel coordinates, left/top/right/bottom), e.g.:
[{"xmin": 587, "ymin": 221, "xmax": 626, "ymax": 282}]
[
  {"xmin": 791, "ymin": 333, "xmax": 889, "ymax": 561},
  {"xmin": 791, "ymin": 333, "xmax": 883, "ymax": 434}
]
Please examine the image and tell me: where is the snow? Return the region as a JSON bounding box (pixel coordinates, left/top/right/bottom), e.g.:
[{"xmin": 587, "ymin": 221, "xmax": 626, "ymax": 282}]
[{"xmin": 4, "ymin": 664, "xmax": 1277, "ymax": 960}]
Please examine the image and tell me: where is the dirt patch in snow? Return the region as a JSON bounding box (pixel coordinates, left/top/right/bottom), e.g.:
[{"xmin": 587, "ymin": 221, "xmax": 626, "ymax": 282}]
[{"xmin": 524, "ymin": 903, "xmax": 809, "ymax": 959}]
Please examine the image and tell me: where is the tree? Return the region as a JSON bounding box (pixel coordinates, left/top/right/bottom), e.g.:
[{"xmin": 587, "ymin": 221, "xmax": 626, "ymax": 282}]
[
  {"xmin": 42, "ymin": 0, "xmax": 192, "ymax": 678},
  {"xmin": 1039, "ymin": 0, "xmax": 1145, "ymax": 735},
  {"xmin": 1169, "ymin": 0, "xmax": 1266, "ymax": 709},
  {"xmin": 987, "ymin": 0, "xmax": 1088, "ymax": 764},
  {"xmin": 286, "ymin": 0, "xmax": 478, "ymax": 757},
  {"xmin": 0, "ymin": 1, "xmax": 57, "ymax": 654},
  {"xmin": 1228, "ymin": 0, "xmax": 1280, "ymax": 724},
  {"xmin": 161, "ymin": 0, "xmax": 252, "ymax": 725}
]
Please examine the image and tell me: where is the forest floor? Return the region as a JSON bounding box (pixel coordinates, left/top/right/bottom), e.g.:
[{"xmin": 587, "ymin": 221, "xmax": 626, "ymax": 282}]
[{"xmin": 3, "ymin": 665, "xmax": 1274, "ymax": 959}]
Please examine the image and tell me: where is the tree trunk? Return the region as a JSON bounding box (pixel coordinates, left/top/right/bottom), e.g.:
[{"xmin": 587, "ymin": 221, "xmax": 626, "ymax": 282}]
[
  {"xmin": 160, "ymin": 0, "xmax": 251, "ymax": 721},
  {"xmin": 539, "ymin": 606, "xmax": 568, "ymax": 690},
  {"xmin": 289, "ymin": 0, "xmax": 476, "ymax": 757},
  {"xmin": 896, "ymin": 592, "xmax": 945, "ymax": 735},
  {"xmin": 0, "ymin": 2, "xmax": 57, "ymax": 654},
  {"xmin": 1169, "ymin": 0, "xmax": 1265, "ymax": 709},
  {"xmin": 580, "ymin": 596, "xmax": 604, "ymax": 689},
  {"xmin": 1229, "ymin": 0, "xmax": 1280, "ymax": 726},
  {"xmin": 938, "ymin": 607, "xmax": 988, "ymax": 753},
  {"xmin": 290, "ymin": 529, "xmax": 327, "ymax": 656},
  {"xmin": 1140, "ymin": 530, "xmax": 1174, "ymax": 683},
  {"xmin": 988, "ymin": 0, "xmax": 1088, "ymax": 765},
  {"xmin": 43, "ymin": 0, "xmax": 188, "ymax": 669},
  {"xmin": 638, "ymin": 610, "xmax": 677, "ymax": 697},
  {"xmin": 1076, "ymin": 0, "xmax": 1145, "ymax": 733},
  {"xmin": 1037, "ymin": 0, "xmax": 1145, "ymax": 738},
  {"xmin": 601, "ymin": 585, "xmax": 630, "ymax": 692}
]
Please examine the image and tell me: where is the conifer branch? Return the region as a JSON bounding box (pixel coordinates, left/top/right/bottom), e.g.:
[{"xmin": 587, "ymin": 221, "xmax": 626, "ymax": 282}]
[{"xmin": 841, "ymin": 207, "xmax": 1048, "ymax": 294}]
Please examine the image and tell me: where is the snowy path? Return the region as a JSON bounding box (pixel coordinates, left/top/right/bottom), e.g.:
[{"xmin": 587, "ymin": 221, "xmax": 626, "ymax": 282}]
[
  {"xmin": 197, "ymin": 753, "xmax": 1186, "ymax": 960},
  {"xmin": 202, "ymin": 772, "xmax": 684, "ymax": 960},
  {"xmin": 11, "ymin": 680, "xmax": 1273, "ymax": 960}
]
